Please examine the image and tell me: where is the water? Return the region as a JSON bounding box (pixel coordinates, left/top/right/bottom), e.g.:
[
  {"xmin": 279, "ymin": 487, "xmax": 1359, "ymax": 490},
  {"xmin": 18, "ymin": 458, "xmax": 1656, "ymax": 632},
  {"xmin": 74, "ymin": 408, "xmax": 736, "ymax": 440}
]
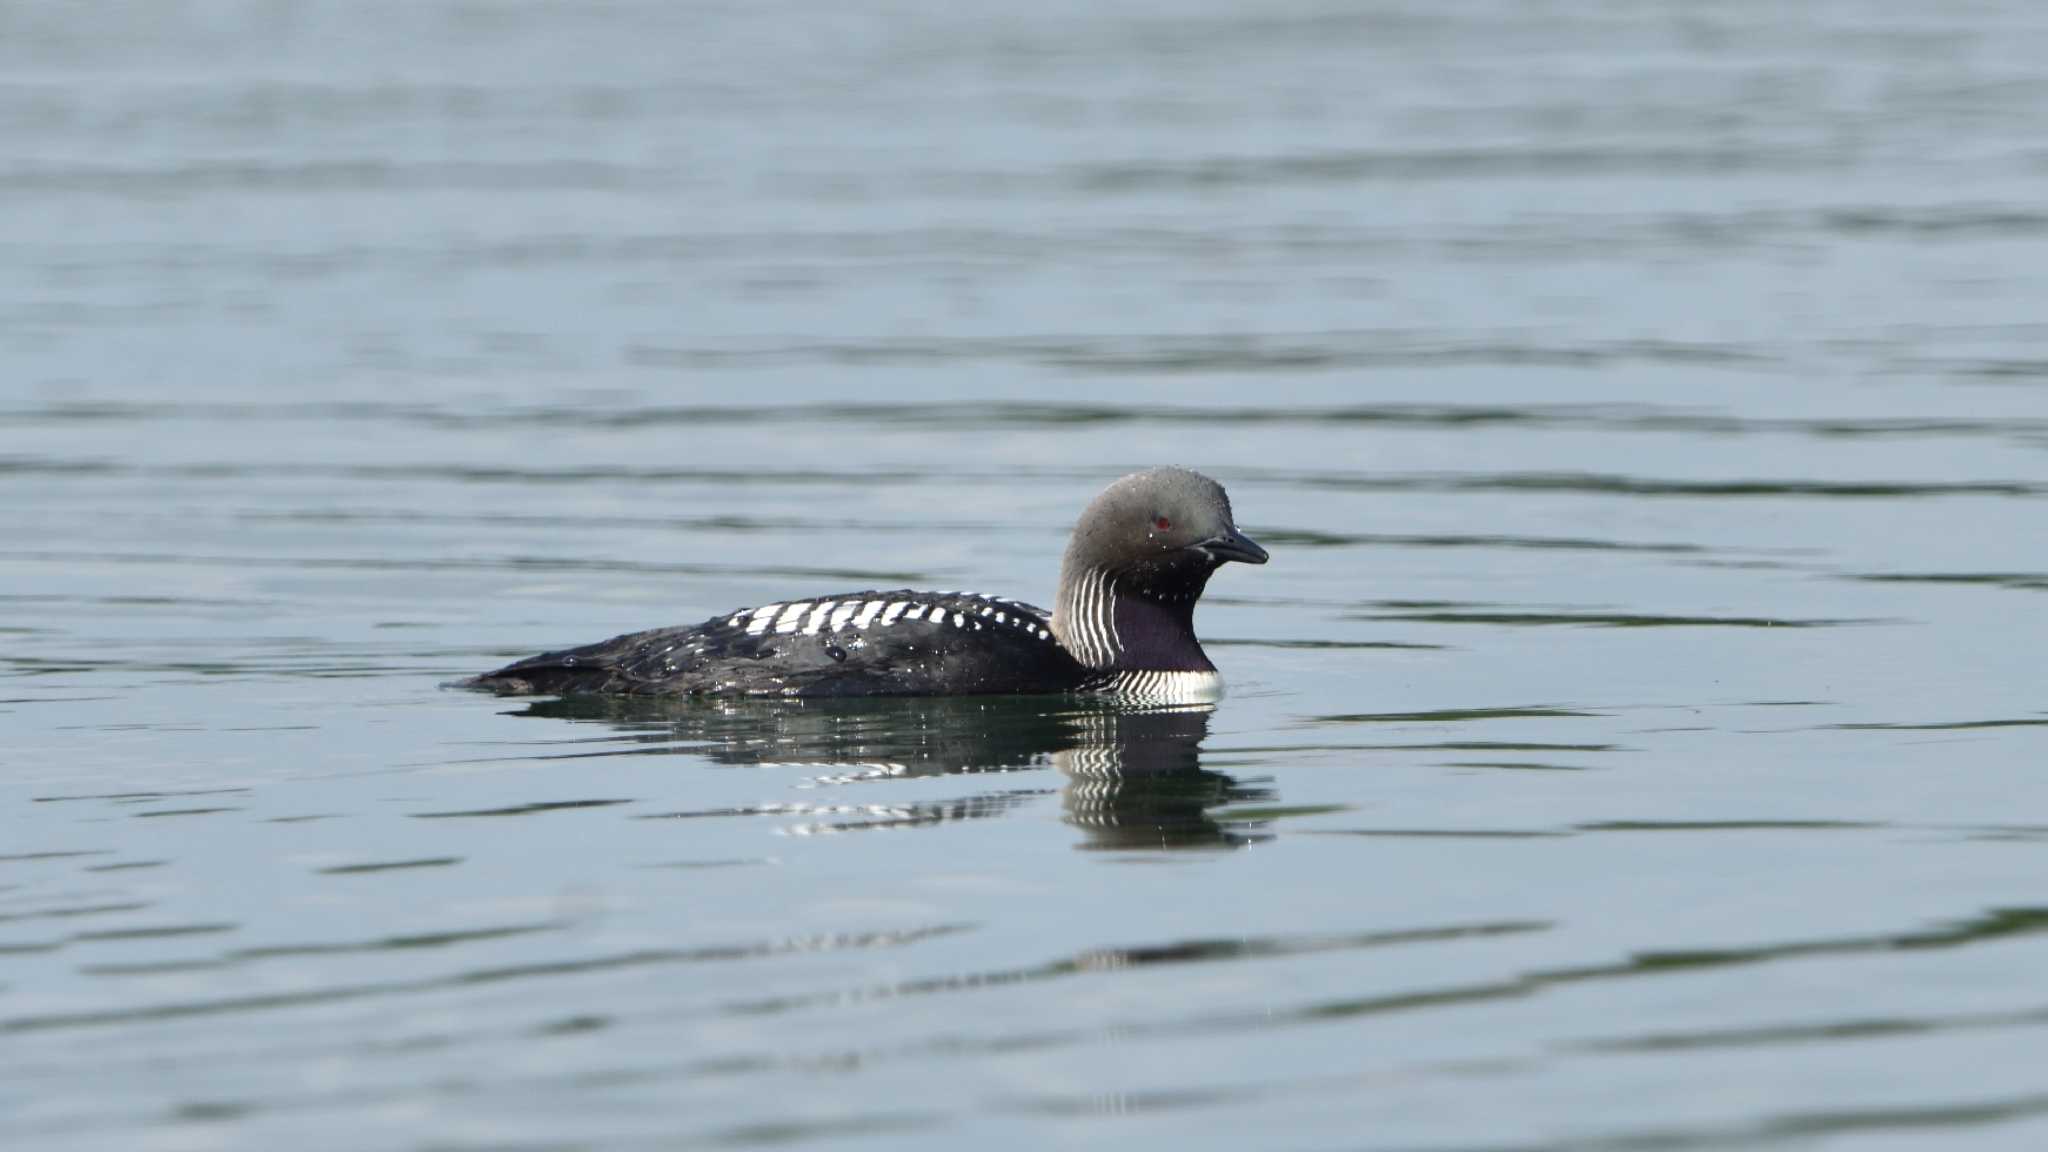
[{"xmin": 6, "ymin": 2, "xmax": 2048, "ymax": 1148}]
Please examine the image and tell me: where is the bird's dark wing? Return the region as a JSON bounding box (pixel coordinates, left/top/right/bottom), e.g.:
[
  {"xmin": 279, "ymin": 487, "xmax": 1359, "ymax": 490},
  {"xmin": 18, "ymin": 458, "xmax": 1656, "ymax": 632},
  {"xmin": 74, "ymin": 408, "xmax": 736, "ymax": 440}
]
[{"xmin": 463, "ymin": 590, "xmax": 1088, "ymax": 698}]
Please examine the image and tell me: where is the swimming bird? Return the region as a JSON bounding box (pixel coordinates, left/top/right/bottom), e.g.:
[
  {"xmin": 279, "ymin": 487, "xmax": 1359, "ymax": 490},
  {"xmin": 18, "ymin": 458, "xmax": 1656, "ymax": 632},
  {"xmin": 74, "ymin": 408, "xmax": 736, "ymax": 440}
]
[{"xmin": 465, "ymin": 467, "xmax": 1267, "ymax": 701}]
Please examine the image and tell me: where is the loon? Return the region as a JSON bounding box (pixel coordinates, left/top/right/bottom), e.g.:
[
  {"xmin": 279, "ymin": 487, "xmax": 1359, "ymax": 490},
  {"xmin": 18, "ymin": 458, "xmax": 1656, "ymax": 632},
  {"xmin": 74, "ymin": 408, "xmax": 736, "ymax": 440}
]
[{"xmin": 465, "ymin": 467, "xmax": 1267, "ymax": 702}]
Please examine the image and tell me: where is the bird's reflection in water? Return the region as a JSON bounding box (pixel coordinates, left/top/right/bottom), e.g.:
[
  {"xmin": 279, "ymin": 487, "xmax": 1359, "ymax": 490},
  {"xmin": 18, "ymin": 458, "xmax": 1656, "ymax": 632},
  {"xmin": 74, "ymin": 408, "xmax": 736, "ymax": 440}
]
[{"xmin": 511, "ymin": 696, "xmax": 1272, "ymax": 850}]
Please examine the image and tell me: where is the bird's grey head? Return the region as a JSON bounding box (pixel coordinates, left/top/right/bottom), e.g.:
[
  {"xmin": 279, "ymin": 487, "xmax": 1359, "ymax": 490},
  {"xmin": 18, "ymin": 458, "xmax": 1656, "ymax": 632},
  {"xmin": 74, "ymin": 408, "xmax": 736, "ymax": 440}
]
[
  {"xmin": 1063, "ymin": 467, "xmax": 1267, "ymax": 585},
  {"xmin": 1053, "ymin": 468, "xmax": 1267, "ymax": 670}
]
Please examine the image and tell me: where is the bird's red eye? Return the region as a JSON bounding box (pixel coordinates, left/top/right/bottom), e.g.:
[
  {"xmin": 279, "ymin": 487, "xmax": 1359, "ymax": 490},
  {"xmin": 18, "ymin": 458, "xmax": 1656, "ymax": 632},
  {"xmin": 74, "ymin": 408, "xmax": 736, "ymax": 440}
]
[{"xmin": 1153, "ymin": 516, "xmax": 1172, "ymax": 531}]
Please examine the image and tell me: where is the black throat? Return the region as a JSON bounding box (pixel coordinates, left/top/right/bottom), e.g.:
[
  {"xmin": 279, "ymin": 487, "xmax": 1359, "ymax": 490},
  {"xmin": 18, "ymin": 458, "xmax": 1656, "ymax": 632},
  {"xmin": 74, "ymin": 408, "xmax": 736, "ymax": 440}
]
[
  {"xmin": 1055, "ymin": 553, "xmax": 1217, "ymax": 673},
  {"xmin": 1109, "ymin": 587, "xmax": 1215, "ymax": 673}
]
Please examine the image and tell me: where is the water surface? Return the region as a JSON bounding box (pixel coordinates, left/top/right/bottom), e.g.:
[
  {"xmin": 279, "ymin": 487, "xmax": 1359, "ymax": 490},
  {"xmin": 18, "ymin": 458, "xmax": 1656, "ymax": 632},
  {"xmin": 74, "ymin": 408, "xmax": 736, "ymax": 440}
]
[{"xmin": 6, "ymin": 2, "xmax": 2048, "ymax": 1149}]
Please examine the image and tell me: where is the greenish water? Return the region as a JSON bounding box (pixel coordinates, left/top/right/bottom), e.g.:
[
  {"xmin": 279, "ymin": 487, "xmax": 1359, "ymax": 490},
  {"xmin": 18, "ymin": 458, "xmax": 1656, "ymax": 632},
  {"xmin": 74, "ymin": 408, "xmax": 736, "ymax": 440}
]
[{"xmin": 6, "ymin": 3, "xmax": 2048, "ymax": 1149}]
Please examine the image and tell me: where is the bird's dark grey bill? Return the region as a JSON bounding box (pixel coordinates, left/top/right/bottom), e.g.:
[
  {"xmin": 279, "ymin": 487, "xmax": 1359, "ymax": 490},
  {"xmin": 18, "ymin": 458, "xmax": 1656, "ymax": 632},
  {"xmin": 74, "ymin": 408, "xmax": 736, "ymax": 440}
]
[{"xmin": 1198, "ymin": 526, "xmax": 1269, "ymax": 565}]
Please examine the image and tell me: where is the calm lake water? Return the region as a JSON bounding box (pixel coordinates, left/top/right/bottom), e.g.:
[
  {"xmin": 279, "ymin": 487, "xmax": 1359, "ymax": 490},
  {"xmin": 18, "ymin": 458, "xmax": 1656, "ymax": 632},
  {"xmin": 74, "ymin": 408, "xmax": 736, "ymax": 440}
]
[{"xmin": 7, "ymin": 2, "xmax": 2048, "ymax": 1149}]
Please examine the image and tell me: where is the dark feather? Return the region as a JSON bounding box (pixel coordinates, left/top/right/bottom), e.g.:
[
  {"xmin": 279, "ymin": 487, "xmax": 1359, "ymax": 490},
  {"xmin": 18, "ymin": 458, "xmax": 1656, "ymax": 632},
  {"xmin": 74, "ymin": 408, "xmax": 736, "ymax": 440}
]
[{"xmin": 464, "ymin": 590, "xmax": 1090, "ymax": 699}]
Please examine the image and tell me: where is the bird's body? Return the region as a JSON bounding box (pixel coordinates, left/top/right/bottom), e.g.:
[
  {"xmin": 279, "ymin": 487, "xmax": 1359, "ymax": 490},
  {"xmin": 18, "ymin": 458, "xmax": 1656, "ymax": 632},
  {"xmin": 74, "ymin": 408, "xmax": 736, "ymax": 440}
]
[
  {"xmin": 466, "ymin": 468, "xmax": 1265, "ymax": 701},
  {"xmin": 473, "ymin": 590, "xmax": 1107, "ymax": 699}
]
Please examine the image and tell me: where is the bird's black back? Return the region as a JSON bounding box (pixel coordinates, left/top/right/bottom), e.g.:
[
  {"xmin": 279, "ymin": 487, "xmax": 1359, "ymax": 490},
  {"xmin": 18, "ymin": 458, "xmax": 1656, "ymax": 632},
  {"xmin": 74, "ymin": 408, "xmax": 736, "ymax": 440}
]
[{"xmin": 466, "ymin": 590, "xmax": 1093, "ymax": 698}]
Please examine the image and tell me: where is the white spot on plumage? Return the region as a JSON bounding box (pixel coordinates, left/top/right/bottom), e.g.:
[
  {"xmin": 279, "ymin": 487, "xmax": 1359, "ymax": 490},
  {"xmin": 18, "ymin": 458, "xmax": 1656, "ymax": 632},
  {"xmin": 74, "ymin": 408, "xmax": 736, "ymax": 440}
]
[
  {"xmin": 746, "ymin": 604, "xmax": 782, "ymax": 635},
  {"xmin": 830, "ymin": 602, "xmax": 858, "ymax": 631},
  {"xmin": 1102, "ymin": 570, "xmax": 1123, "ymax": 659},
  {"xmin": 1084, "ymin": 571, "xmax": 1104, "ymax": 663},
  {"xmin": 802, "ymin": 601, "xmax": 834, "ymax": 635},
  {"xmin": 905, "ymin": 605, "xmax": 927, "ymax": 621},
  {"xmin": 1095, "ymin": 669, "xmax": 1223, "ymax": 704},
  {"xmin": 881, "ymin": 602, "xmax": 908, "ymax": 625},
  {"xmin": 854, "ymin": 601, "xmax": 883, "ymax": 629},
  {"xmin": 1064, "ymin": 567, "xmax": 1101, "ymax": 665},
  {"xmin": 774, "ymin": 602, "xmax": 810, "ymax": 633}
]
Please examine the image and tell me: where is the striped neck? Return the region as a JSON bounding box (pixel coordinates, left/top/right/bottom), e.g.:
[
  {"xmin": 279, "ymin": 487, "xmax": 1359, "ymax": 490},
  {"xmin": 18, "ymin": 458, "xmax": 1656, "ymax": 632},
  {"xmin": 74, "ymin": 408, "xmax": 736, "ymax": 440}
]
[{"xmin": 1051, "ymin": 564, "xmax": 1216, "ymax": 673}]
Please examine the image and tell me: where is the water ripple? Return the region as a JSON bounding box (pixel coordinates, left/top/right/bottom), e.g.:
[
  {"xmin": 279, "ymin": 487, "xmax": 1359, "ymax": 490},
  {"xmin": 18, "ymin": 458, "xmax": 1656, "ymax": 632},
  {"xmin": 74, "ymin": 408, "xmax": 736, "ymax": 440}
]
[
  {"xmin": 0, "ymin": 925, "xmax": 966, "ymax": 1035},
  {"xmin": 725, "ymin": 920, "xmax": 1547, "ymax": 1018},
  {"xmin": 28, "ymin": 397, "xmax": 2043, "ymax": 441},
  {"xmin": 411, "ymin": 799, "xmax": 633, "ymax": 819},
  {"xmin": 1349, "ymin": 608, "xmax": 1872, "ymax": 628}
]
